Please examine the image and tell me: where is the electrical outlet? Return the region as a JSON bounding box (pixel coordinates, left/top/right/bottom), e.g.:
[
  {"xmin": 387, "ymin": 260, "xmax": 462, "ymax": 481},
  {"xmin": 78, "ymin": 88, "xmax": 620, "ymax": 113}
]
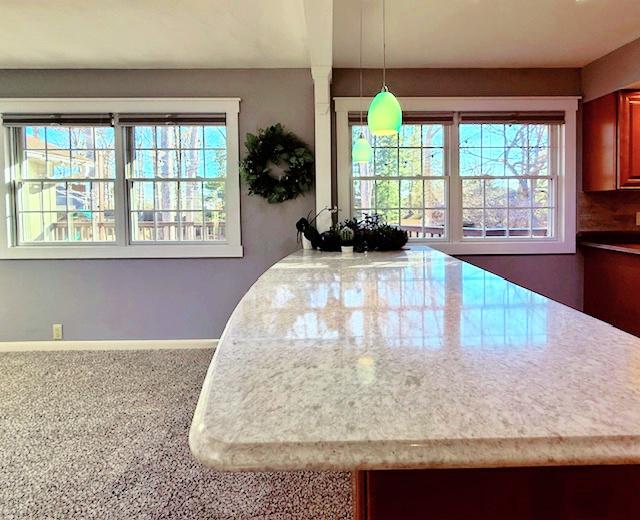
[
  {"xmin": 52, "ymin": 323, "xmax": 63, "ymax": 340},
  {"xmin": 636, "ymin": 212, "xmax": 640, "ymax": 226}
]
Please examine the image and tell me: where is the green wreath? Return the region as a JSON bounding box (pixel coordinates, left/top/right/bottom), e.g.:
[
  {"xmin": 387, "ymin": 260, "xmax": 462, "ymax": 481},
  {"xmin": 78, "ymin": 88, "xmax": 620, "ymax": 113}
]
[{"xmin": 240, "ymin": 123, "xmax": 314, "ymax": 204}]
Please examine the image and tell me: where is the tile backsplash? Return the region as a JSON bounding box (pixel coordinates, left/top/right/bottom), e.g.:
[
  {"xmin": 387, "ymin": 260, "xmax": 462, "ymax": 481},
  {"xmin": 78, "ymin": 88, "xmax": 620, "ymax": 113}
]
[{"xmin": 579, "ymin": 191, "xmax": 640, "ymax": 231}]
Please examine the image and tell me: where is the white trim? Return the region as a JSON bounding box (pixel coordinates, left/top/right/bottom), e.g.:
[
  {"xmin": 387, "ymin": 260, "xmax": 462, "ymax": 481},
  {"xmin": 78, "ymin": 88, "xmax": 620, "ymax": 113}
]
[
  {"xmin": 0, "ymin": 97, "xmax": 242, "ymax": 260},
  {"xmin": 311, "ymin": 67, "xmax": 333, "ymax": 232},
  {"xmin": 334, "ymin": 96, "xmax": 579, "ymax": 255},
  {"xmin": 0, "ymin": 338, "xmax": 218, "ymax": 352}
]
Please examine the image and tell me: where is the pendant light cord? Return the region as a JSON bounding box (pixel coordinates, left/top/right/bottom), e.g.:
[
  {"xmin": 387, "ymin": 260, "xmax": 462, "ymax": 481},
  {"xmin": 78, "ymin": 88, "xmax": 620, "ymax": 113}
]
[
  {"xmin": 359, "ymin": 0, "xmax": 364, "ymax": 129},
  {"xmin": 382, "ymin": 0, "xmax": 386, "ymax": 89}
]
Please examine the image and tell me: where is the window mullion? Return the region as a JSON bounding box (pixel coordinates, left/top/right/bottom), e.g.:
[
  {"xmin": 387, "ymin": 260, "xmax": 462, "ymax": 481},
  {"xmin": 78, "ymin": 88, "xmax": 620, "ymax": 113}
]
[
  {"xmin": 113, "ymin": 119, "xmax": 128, "ymax": 247},
  {"xmin": 448, "ymin": 115, "xmax": 462, "ymax": 243}
]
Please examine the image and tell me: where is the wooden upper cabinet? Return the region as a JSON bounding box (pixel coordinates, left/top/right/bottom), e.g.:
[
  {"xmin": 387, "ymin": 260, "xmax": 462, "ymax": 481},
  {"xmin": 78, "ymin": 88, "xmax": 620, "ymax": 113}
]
[
  {"xmin": 618, "ymin": 92, "xmax": 640, "ymax": 189},
  {"xmin": 583, "ymin": 90, "xmax": 640, "ymax": 191}
]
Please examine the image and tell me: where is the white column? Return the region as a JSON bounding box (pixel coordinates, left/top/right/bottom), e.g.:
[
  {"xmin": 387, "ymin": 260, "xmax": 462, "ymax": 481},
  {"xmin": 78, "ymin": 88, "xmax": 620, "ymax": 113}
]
[{"xmin": 311, "ymin": 66, "xmax": 333, "ymax": 232}]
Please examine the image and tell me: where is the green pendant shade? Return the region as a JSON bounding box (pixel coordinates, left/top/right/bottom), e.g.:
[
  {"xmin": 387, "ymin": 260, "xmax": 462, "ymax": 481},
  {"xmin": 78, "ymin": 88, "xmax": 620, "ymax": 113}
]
[
  {"xmin": 352, "ymin": 135, "xmax": 373, "ymax": 163},
  {"xmin": 367, "ymin": 89, "xmax": 402, "ymax": 136}
]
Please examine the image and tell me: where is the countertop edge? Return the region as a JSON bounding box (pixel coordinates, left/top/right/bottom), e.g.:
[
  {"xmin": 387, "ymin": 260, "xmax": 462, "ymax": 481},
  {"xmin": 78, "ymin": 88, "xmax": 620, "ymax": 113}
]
[
  {"xmin": 579, "ymin": 241, "xmax": 640, "ymax": 255},
  {"xmin": 188, "ymin": 434, "xmax": 640, "ymax": 472}
]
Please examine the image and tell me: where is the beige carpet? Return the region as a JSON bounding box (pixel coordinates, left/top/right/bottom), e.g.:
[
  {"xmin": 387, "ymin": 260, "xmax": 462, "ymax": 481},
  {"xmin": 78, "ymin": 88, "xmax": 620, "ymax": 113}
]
[{"xmin": 0, "ymin": 349, "xmax": 352, "ymax": 519}]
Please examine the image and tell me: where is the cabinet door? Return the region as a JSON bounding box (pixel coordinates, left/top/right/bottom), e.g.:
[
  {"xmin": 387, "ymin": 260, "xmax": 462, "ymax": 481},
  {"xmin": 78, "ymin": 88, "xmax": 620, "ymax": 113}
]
[
  {"xmin": 618, "ymin": 91, "xmax": 640, "ymax": 189},
  {"xmin": 583, "ymin": 93, "xmax": 617, "ymax": 191}
]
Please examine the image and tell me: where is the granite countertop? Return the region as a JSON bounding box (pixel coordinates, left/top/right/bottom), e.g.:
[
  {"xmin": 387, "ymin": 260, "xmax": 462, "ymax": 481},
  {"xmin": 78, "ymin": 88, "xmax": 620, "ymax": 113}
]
[
  {"xmin": 579, "ymin": 231, "xmax": 640, "ymax": 255},
  {"xmin": 189, "ymin": 248, "xmax": 640, "ymax": 472}
]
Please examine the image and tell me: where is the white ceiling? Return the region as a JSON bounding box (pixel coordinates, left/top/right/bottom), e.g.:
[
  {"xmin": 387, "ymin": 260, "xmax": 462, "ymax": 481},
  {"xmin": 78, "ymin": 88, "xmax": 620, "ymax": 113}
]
[
  {"xmin": 0, "ymin": 0, "xmax": 310, "ymax": 68},
  {"xmin": 0, "ymin": 0, "xmax": 639, "ymax": 69},
  {"xmin": 334, "ymin": 0, "xmax": 640, "ymax": 68}
]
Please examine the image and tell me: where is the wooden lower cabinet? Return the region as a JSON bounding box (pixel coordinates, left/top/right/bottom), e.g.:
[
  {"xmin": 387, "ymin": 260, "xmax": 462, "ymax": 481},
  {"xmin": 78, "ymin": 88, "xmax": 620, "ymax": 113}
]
[
  {"xmin": 354, "ymin": 465, "xmax": 640, "ymax": 520},
  {"xmin": 583, "ymin": 247, "xmax": 640, "ymax": 337}
]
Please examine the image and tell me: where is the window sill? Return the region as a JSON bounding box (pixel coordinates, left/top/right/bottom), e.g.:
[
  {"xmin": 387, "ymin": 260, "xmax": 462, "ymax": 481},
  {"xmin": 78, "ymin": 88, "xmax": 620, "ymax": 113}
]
[
  {"xmin": 408, "ymin": 240, "xmax": 576, "ymax": 255},
  {"xmin": 0, "ymin": 244, "xmax": 244, "ymax": 259}
]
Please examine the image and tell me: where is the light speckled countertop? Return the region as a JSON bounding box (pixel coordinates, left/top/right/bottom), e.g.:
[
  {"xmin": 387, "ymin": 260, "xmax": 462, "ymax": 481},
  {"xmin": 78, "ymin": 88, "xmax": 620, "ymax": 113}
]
[{"xmin": 190, "ymin": 248, "xmax": 640, "ymax": 471}]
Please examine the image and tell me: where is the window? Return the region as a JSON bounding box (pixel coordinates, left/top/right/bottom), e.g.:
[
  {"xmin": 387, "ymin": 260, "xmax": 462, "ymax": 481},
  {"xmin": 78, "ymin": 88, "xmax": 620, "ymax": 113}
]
[
  {"xmin": 0, "ymin": 98, "xmax": 241, "ymax": 258},
  {"xmin": 122, "ymin": 116, "xmax": 228, "ymax": 243},
  {"xmin": 351, "ymin": 120, "xmax": 448, "ymax": 239},
  {"xmin": 458, "ymin": 120, "xmax": 557, "ymax": 239},
  {"xmin": 336, "ymin": 97, "xmax": 577, "ymax": 255}
]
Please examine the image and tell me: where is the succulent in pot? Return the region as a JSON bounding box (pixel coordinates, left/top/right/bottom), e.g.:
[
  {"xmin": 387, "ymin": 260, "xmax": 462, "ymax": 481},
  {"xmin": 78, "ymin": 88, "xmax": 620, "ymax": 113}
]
[{"xmin": 340, "ymin": 226, "xmax": 355, "ymax": 253}]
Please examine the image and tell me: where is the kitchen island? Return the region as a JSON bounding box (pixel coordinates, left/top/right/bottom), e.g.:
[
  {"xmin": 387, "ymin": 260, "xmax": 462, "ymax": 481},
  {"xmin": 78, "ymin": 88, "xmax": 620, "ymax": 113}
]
[{"xmin": 190, "ymin": 249, "xmax": 640, "ymax": 519}]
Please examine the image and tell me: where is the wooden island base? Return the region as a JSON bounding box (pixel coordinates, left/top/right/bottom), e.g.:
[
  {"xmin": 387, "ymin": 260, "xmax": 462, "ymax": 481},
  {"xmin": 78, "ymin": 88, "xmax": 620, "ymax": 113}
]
[{"xmin": 353, "ymin": 465, "xmax": 640, "ymax": 520}]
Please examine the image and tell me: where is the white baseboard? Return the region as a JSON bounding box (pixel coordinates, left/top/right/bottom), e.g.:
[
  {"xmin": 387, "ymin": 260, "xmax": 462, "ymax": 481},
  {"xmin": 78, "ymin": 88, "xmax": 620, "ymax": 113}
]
[{"xmin": 0, "ymin": 338, "xmax": 218, "ymax": 352}]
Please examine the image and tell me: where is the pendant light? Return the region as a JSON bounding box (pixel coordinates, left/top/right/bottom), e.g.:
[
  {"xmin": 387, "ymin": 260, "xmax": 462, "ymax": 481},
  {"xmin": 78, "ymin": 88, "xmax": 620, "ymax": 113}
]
[
  {"xmin": 352, "ymin": 0, "xmax": 373, "ymax": 163},
  {"xmin": 367, "ymin": 0, "xmax": 402, "ymax": 136}
]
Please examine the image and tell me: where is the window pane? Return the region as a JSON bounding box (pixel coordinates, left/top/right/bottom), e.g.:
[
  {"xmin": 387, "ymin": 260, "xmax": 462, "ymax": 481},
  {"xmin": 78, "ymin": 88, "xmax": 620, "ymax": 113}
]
[
  {"xmin": 460, "ymin": 148, "xmax": 482, "ymax": 176},
  {"xmin": 462, "ymin": 179, "xmax": 483, "ymax": 208},
  {"xmin": 374, "ymin": 133, "xmax": 398, "ymax": 148},
  {"xmin": 508, "ymin": 179, "xmax": 531, "ymax": 208},
  {"xmin": 509, "ymin": 209, "xmax": 531, "ymax": 237},
  {"xmin": 400, "ymin": 180, "xmax": 423, "ymax": 208},
  {"xmin": 459, "ymin": 125, "xmax": 481, "ymax": 147},
  {"xmin": 379, "ymin": 208, "xmax": 400, "ymax": 227},
  {"xmin": 180, "ymin": 211, "xmax": 204, "ymax": 241},
  {"xmin": 71, "ymin": 150, "xmax": 95, "ymax": 178},
  {"xmin": 180, "ymin": 126, "xmax": 204, "ymax": 148},
  {"xmin": 19, "ymin": 183, "xmax": 43, "ymax": 212},
  {"xmin": 482, "ymin": 148, "xmax": 504, "ymax": 176},
  {"xmin": 504, "ymin": 147, "xmax": 525, "ymax": 176},
  {"xmin": 181, "ymin": 149, "xmax": 205, "ymax": 178},
  {"xmin": 485, "ymin": 179, "xmax": 507, "ymax": 208},
  {"xmin": 68, "ymin": 182, "xmax": 92, "ymax": 211},
  {"xmin": 95, "ymin": 150, "xmax": 116, "ymax": 179},
  {"xmin": 155, "ymin": 182, "xmax": 178, "ymax": 210},
  {"xmin": 180, "ymin": 181, "xmax": 203, "ymax": 211},
  {"xmin": 25, "ymin": 127, "xmax": 47, "ymax": 149},
  {"xmin": 69, "ymin": 211, "xmax": 93, "ymax": 241},
  {"xmin": 70, "ymin": 127, "xmax": 94, "ymax": 149},
  {"xmin": 42, "ymin": 182, "xmax": 67, "ymax": 211},
  {"xmin": 528, "ymin": 125, "xmax": 549, "ymax": 147},
  {"xmin": 422, "ymin": 125, "xmax": 443, "ymax": 147},
  {"xmin": 155, "ymin": 211, "xmax": 179, "ymax": 241},
  {"xmin": 527, "ymin": 147, "xmax": 549, "ymax": 176},
  {"xmin": 375, "ymin": 180, "xmax": 399, "ymax": 210},
  {"xmin": 425, "ymin": 209, "xmax": 445, "ymax": 234},
  {"xmin": 423, "ymin": 148, "xmax": 444, "ymax": 176},
  {"xmin": 374, "ymin": 148, "xmax": 397, "ymax": 176},
  {"xmin": 532, "ymin": 179, "xmax": 550, "ymax": 207},
  {"xmin": 485, "ymin": 209, "xmax": 507, "ymax": 237},
  {"xmin": 95, "ymin": 127, "xmax": 115, "ymax": 149},
  {"xmin": 482, "ymin": 124, "xmax": 505, "ymax": 148},
  {"xmin": 156, "ymin": 150, "xmax": 179, "ymax": 178},
  {"xmin": 204, "ymin": 150, "xmax": 226, "ymax": 178},
  {"xmin": 93, "ymin": 183, "xmax": 115, "ymax": 211},
  {"xmin": 399, "ymin": 125, "xmax": 421, "ymax": 147},
  {"xmin": 131, "ymin": 211, "xmax": 155, "ymax": 241},
  {"xmin": 93, "ymin": 211, "xmax": 115, "ymax": 241},
  {"xmin": 133, "ymin": 150, "xmax": 156, "ymax": 178},
  {"xmin": 46, "ymin": 128, "xmax": 70, "ymax": 149},
  {"xmin": 425, "ymin": 179, "xmax": 445, "ymax": 208},
  {"xmin": 42, "ymin": 212, "xmax": 68, "ymax": 241},
  {"xmin": 353, "ymin": 179, "xmax": 375, "ymax": 209},
  {"xmin": 134, "ymin": 127, "xmax": 155, "ymax": 149},
  {"xmin": 399, "ymin": 148, "xmax": 421, "ymax": 176},
  {"xmin": 204, "ymin": 181, "xmax": 225, "ymax": 210},
  {"xmin": 463, "ymin": 210, "xmax": 483, "ymax": 237},
  {"xmin": 156, "ymin": 126, "xmax": 179, "ymax": 148},
  {"xmin": 204, "ymin": 211, "xmax": 226, "ymax": 240},
  {"xmin": 130, "ymin": 181, "xmax": 154, "ymax": 210},
  {"xmin": 533, "ymin": 208, "xmax": 551, "ymax": 237},
  {"xmin": 20, "ymin": 213, "xmax": 43, "ymax": 242},
  {"xmin": 204, "ymin": 126, "xmax": 226, "ymax": 148},
  {"xmin": 401, "ymin": 209, "xmax": 423, "ymax": 237}
]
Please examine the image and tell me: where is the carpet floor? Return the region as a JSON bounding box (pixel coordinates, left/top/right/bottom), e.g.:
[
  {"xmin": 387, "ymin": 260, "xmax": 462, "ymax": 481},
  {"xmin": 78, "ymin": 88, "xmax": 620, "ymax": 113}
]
[{"xmin": 0, "ymin": 349, "xmax": 352, "ymax": 519}]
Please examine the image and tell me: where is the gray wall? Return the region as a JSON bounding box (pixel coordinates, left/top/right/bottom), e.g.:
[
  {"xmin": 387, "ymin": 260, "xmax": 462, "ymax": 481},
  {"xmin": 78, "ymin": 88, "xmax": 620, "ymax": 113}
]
[
  {"xmin": 582, "ymin": 36, "xmax": 640, "ymax": 101},
  {"xmin": 0, "ymin": 69, "xmax": 315, "ymax": 341},
  {"xmin": 332, "ymin": 68, "xmax": 584, "ymax": 310}
]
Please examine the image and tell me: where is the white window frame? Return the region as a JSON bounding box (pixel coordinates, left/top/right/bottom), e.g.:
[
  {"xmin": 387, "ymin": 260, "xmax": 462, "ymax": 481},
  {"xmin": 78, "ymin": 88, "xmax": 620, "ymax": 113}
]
[
  {"xmin": 335, "ymin": 96, "xmax": 578, "ymax": 255},
  {"xmin": 0, "ymin": 98, "xmax": 242, "ymax": 259}
]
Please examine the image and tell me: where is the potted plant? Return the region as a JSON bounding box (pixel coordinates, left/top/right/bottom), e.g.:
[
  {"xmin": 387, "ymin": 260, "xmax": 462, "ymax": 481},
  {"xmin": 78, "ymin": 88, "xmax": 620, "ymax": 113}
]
[{"xmin": 340, "ymin": 226, "xmax": 355, "ymax": 253}]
